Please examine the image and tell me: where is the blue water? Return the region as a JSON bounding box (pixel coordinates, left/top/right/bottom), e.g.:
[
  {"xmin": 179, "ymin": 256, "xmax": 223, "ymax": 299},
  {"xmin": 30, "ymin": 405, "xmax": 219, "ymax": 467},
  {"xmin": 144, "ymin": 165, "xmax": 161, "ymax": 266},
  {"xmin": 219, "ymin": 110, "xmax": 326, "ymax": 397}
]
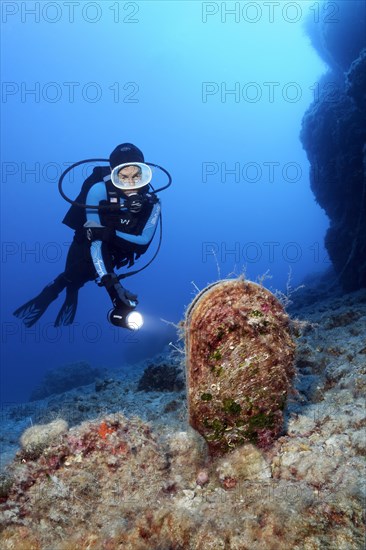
[{"xmin": 1, "ymin": 1, "xmax": 330, "ymax": 403}]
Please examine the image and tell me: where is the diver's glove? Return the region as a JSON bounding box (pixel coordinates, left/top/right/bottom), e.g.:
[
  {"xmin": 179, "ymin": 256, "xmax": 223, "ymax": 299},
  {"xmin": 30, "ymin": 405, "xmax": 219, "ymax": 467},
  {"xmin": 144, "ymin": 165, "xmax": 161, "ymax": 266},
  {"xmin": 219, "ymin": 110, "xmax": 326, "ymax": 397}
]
[
  {"xmin": 75, "ymin": 226, "xmax": 115, "ymax": 244},
  {"xmin": 100, "ymin": 273, "xmax": 138, "ymax": 308}
]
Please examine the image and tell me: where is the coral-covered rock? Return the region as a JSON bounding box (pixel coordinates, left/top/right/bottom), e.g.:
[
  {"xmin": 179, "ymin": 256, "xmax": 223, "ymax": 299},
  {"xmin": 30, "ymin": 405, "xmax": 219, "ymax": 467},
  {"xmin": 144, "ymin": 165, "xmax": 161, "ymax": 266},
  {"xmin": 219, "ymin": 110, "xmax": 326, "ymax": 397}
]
[
  {"xmin": 137, "ymin": 363, "xmax": 185, "ymax": 393},
  {"xmin": 215, "ymin": 444, "xmax": 271, "ymax": 487},
  {"xmin": 346, "ymin": 48, "xmax": 366, "ymax": 110},
  {"xmin": 20, "ymin": 419, "xmax": 69, "ymax": 459},
  {"xmin": 303, "ymin": 1, "xmax": 366, "ymax": 73},
  {"xmin": 185, "ymin": 278, "xmax": 296, "ymax": 456},
  {"xmin": 301, "ymin": 1, "xmax": 366, "ymax": 291}
]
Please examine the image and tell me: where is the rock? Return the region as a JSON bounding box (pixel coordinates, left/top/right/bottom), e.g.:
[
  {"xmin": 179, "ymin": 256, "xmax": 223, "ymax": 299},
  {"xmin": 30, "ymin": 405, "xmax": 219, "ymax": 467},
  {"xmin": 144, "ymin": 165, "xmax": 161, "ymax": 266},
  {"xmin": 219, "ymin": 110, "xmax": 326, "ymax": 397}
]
[
  {"xmin": 94, "ymin": 378, "xmax": 116, "ymax": 392},
  {"xmin": 163, "ymin": 399, "xmax": 180, "ymax": 413},
  {"xmin": 137, "ymin": 363, "xmax": 185, "ymax": 392},
  {"xmin": 215, "ymin": 445, "xmax": 271, "ymax": 485},
  {"xmin": 301, "ymin": 2, "xmax": 366, "ymax": 291},
  {"xmin": 304, "ymin": 1, "xmax": 365, "ymax": 73},
  {"xmin": 19, "ymin": 419, "xmax": 69, "ymax": 459},
  {"xmin": 29, "ymin": 362, "xmax": 101, "ymax": 401}
]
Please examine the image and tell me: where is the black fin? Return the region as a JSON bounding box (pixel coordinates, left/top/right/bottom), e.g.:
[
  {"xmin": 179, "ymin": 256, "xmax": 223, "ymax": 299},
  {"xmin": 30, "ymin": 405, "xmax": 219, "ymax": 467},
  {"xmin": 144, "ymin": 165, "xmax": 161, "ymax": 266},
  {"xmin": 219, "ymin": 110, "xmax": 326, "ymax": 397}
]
[
  {"xmin": 13, "ymin": 279, "xmax": 65, "ymax": 328},
  {"xmin": 54, "ymin": 287, "xmax": 79, "ymax": 327}
]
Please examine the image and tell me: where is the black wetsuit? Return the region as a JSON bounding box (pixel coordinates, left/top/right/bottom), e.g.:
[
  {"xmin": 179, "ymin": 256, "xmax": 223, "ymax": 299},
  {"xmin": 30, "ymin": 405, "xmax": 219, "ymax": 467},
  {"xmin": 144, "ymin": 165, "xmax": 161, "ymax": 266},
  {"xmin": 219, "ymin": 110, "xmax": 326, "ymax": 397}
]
[{"xmin": 13, "ymin": 177, "xmax": 161, "ymax": 327}]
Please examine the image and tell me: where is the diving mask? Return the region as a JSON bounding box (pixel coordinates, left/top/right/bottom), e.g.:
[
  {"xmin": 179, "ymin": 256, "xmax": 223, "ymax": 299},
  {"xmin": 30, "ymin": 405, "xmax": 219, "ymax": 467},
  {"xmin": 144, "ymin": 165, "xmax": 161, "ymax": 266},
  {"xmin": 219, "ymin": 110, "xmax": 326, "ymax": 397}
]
[{"xmin": 111, "ymin": 162, "xmax": 152, "ymax": 191}]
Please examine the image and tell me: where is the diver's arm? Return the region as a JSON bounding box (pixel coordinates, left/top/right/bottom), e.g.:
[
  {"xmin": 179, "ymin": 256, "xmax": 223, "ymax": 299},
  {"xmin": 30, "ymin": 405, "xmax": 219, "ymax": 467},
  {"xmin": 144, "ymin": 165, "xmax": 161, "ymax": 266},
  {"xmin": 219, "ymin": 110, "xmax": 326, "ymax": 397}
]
[
  {"xmin": 90, "ymin": 240, "xmax": 137, "ymax": 307},
  {"xmin": 90, "ymin": 240, "xmax": 108, "ymax": 278},
  {"xmin": 84, "ymin": 183, "xmax": 136, "ymax": 307},
  {"xmin": 85, "ymin": 182, "xmax": 107, "ymax": 225},
  {"xmin": 90, "ymin": 241, "xmax": 137, "ymax": 306},
  {"xmin": 84, "ymin": 183, "xmax": 110, "ymax": 276},
  {"xmin": 115, "ymin": 201, "xmax": 161, "ymax": 246}
]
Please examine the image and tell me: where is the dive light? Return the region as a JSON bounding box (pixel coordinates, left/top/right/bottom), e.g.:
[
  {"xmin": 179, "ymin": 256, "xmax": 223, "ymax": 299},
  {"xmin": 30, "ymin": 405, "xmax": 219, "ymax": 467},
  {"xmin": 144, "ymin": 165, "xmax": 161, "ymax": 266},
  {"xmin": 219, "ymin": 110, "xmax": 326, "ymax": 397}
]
[{"xmin": 107, "ymin": 306, "xmax": 144, "ymax": 330}]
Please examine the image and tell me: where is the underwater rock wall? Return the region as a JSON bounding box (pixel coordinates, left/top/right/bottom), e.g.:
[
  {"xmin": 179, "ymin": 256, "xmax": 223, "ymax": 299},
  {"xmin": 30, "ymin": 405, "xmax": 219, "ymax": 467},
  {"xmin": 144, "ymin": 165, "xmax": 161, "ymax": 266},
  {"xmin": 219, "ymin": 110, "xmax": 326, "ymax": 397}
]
[
  {"xmin": 300, "ymin": 1, "xmax": 366, "ymax": 291},
  {"xmin": 185, "ymin": 279, "xmax": 296, "ymax": 455}
]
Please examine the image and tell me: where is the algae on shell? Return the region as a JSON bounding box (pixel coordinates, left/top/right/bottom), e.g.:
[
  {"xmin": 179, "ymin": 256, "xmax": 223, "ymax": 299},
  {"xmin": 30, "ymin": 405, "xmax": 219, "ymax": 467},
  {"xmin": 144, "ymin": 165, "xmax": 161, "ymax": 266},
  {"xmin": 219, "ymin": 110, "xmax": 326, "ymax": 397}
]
[{"xmin": 185, "ymin": 278, "xmax": 296, "ymax": 456}]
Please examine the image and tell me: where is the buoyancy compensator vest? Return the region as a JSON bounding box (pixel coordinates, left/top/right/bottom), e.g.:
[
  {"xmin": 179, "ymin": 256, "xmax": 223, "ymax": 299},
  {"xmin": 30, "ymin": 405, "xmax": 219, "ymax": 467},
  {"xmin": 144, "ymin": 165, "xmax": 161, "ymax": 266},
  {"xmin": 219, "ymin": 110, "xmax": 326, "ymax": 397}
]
[{"xmin": 58, "ymin": 158, "xmax": 171, "ymax": 280}]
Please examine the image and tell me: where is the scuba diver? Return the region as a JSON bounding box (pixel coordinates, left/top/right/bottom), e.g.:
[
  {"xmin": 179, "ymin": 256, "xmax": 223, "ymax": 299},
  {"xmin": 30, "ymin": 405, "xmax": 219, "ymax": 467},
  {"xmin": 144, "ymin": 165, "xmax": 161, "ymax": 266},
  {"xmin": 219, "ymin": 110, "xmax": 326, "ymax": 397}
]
[{"xmin": 13, "ymin": 143, "xmax": 166, "ymax": 330}]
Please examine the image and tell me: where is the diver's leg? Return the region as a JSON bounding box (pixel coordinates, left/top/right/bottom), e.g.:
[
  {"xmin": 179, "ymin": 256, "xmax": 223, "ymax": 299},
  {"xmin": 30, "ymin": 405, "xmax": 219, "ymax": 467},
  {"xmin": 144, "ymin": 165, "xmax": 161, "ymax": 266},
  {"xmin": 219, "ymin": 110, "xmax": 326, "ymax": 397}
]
[
  {"xmin": 54, "ymin": 284, "xmax": 79, "ymax": 327},
  {"xmin": 54, "ymin": 239, "xmax": 97, "ymax": 326},
  {"xmin": 13, "ymin": 274, "xmax": 68, "ymax": 328},
  {"xmin": 62, "ymin": 238, "xmax": 96, "ymax": 283},
  {"xmin": 14, "ymin": 239, "xmax": 94, "ymax": 328}
]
